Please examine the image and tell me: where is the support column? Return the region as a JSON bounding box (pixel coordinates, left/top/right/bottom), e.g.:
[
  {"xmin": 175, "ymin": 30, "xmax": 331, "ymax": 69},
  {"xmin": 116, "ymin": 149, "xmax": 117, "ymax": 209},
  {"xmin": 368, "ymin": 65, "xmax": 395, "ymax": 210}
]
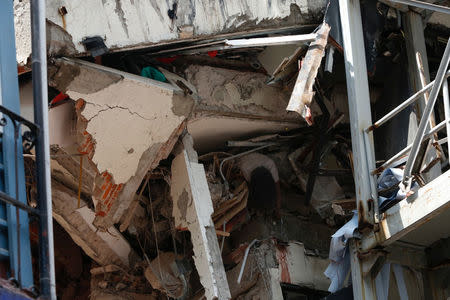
[
  {"xmin": 338, "ymin": 0, "xmax": 376, "ymax": 228},
  {"xmin": 171, "ymin": 135, "xmax": 231, "ymax": 300},
  {"xmin": 404, "ymin": 11, "xmax": 441, "ymax": 182},
  {"xmin": 349, "ymin": 240, "xmax": 377, "ymax": 300},
  {"xmin": 339, "ymin": 0, "xmax": 378, "ymax": 298}
]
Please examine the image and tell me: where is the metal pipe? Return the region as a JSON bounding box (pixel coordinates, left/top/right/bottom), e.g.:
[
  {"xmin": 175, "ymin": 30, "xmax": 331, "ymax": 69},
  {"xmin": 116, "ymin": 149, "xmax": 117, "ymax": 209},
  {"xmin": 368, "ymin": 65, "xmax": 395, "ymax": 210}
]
[
  {"xmin": 224, "ymin": 33, "xmax": 317, "ymax": 48},
  {"xmin": 237, "ymin": 239, "xmax": 258, "ymax": 284},
  {"xmin": 389, "ymin": 0, "xmax": 450, "ymax": 14},
  {"xmin": 443, "ymin": 79, "xmax": 450, "ymax": 158},
  {"xmin": 367, "ymin": 71, "xmax": 450, "ymax": 132},
  {"xmin": 219, "ymin": 144, "xmax": 274, "ymax": 192},
  {"xmin": 0, "ymin": 191, "xmax": 40, "ymax": 215},
  {"xmin": 437, "ymin": 137, "xmax": 448, "ymax": 147},
  {"xmin": 13, "ymin": 123, "xmax": 21, "ymax": 286},
  {"xmin": 0, "ymin": 105, "xmax": 39, "ymax": 133},
  {"xmin": 402, "ymin": 39, "xmax": 450, "ymax": 189},
  {"xmin": 372, "ymin": 119, "xmax": 447, "ymax": 174},
  {"xmin": 30, "ymin": 0, "xmax": 56, "ymax": 298},
  {"xmin": 226, "ymin": 141, "xmax": 273, "ymax": 147},
  {"xmin": 363, "ymin": 130, "xmax": 379, "ymax": 222}
]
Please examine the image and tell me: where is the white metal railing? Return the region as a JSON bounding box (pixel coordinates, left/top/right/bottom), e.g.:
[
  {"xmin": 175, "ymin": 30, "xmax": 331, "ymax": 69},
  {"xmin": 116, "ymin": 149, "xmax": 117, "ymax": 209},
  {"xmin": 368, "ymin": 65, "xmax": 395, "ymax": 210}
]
[{"xmin": 363, "ymin": 38, "xmax": 450, "ymax": 206}]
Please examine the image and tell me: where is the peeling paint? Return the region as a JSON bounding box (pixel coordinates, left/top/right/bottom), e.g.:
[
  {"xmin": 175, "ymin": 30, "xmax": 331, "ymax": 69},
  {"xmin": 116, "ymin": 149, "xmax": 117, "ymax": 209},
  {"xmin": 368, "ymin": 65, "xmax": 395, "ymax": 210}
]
[
  {"xmin": 114, "ymin": 0, "xmax": 129, "ymax": 37},
  {"xmin": 14, "ymin": 0, "xmax": 31, "ymax": 64},
  {"xmin": 41, "ymin": 0, "xmax": 325, "ymax": 54},
  {"xmin": 50, "ymin": 61, "xmax": 122, "ymax": 95},
  {"xmin": 46, "ymin": 20, "xmax": 77, "ymax": 57},
  {"xmin": 177, "ymin": 189, "xmax": 190, "ymax": 223}
]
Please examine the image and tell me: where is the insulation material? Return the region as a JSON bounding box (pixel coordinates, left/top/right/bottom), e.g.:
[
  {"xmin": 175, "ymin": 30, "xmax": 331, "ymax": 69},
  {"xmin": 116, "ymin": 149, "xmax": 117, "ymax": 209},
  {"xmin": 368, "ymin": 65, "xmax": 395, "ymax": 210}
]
[{"xmin": 49, "ymin": 58, "xmax": 193, "ymax": 230}]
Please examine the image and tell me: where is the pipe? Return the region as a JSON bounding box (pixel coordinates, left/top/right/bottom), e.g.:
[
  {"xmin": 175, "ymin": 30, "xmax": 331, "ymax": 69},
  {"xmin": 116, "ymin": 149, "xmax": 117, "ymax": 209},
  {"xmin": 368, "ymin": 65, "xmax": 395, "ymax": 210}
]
[
  {"xmin": 237, "ymin": 239, "xmax": 258, "ymax": 284},
  {"xmin": 219, "ymin": 144, "xmax": 274, "ymax": 192},
  {"xmin": 0, "ymin": 191, "xmax": 40, "ymax": 216},
  {"xmin": 367, "ymin": 71, "xmax": 450, "ymax": 132},
  {"xmin": 443, "ymin": 79, "xmax": 450, "ymax": 159},
  {"xmin": 372, "ymin": 119, "xmax": 447, "ymax": 174},
  {"xmin": 31, "ymin": 0, "xmax": 56, "ymax": 298},
  {"xmin": 363, "ymin": 130, "xmax": 379, "ymax": 222},
  {"xmin": 389, "ymin": 0, "xmax": 450, "ymax": 14},
  {"xmin": 402, "ymin": 38, "xmax": 450, "ymax": 190}
]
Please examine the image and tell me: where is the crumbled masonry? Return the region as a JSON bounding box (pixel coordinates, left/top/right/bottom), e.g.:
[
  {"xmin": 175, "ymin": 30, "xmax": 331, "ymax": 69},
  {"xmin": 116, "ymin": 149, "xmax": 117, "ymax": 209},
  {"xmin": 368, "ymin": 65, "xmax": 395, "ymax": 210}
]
[{"xmin": 12, "ymin": 0, "xmax": 450, "ymax": 298}]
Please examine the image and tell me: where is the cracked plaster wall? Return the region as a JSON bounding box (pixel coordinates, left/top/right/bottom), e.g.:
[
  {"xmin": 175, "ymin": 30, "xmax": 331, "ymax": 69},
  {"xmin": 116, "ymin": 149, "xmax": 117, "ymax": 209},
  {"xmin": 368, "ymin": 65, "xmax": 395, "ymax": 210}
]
[
  {"xmin": 70, "ymin": 78, "xmax": 184, "ymax": 184},
  {"xmin": 50, "ymin": 59, "xmax": 193, "ymax": 229},
  {"xmin": 56, "ymin": 59, "xmax": 188, "ymax": 185}
]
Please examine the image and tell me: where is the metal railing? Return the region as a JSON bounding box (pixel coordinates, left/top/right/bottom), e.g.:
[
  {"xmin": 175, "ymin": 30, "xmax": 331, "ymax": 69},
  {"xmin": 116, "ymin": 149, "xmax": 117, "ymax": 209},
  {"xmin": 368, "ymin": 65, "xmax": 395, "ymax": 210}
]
[
  {"xmin": 0, "ymin": 0, "xmax": 55, "ymax": 297},
  {"xmin": 0, "ymin": 104, "xmax": 39, "ymax": 284},
  {"xmin": 363, "ymin": 38, "xmax": 450, "ymax": 211}
]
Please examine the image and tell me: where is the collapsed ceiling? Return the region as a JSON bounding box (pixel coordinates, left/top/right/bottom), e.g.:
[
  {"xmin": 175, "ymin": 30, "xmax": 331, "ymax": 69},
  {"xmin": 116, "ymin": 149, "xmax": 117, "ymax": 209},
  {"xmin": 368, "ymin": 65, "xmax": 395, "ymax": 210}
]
[{"xmin": 13, "ymin": 0, "xmax": 450, "ymax": 298}]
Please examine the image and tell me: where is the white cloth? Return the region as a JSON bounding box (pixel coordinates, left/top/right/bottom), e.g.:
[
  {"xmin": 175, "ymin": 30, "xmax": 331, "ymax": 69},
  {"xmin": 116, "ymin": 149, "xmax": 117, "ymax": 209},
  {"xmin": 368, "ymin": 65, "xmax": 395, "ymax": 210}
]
[{"xmin": 324, "ymin": 212, "xmax": 358, "ymax": 292}]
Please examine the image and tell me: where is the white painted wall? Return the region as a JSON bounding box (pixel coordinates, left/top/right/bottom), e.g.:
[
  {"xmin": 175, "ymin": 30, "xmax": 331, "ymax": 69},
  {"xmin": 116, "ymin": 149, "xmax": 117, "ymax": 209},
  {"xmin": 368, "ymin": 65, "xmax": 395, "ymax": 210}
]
[
  {"xmin": 43, "ymin": 0, "xmax": 325, "ymax": 53},
  {"xmin": 14, "ymin": 0, "xmax": 450, "ymax": 64}
]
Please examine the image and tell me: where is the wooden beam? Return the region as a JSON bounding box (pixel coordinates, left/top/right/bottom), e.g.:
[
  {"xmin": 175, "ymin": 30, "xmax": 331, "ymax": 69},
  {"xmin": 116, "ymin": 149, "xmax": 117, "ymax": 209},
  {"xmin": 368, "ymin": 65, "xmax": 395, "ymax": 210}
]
[{"xmin": 286, "ymin": 23, "xmax": 330, "ymax": 123}]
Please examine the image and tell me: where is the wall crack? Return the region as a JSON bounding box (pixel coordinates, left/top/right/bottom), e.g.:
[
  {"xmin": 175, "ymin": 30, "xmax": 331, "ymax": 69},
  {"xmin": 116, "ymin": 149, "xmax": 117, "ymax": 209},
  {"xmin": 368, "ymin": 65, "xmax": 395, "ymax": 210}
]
[{"xmin": 86, "ymin": 104, "xmax": 158, "ymax": 122}]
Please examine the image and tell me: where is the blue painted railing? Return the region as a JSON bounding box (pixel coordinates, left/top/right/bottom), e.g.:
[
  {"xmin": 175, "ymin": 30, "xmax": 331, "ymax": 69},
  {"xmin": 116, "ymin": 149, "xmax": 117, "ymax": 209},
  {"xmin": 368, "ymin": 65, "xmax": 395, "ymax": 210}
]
[{"xmin": 0, "ymin": 0, "xmax": 35, "ymax": 290}]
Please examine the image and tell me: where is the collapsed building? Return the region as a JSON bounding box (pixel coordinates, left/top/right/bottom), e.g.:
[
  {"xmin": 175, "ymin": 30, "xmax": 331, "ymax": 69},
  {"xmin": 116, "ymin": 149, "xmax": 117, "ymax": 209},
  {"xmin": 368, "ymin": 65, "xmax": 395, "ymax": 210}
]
[{"xmin": 2, "ymin": 0, "xmax": 450, "ymax": 298}]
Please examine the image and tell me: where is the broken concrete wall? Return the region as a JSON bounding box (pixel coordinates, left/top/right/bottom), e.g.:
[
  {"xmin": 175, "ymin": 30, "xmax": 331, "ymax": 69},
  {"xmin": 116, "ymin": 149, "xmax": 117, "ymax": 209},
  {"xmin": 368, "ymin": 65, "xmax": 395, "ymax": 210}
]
[
  {"xmin": 49, "ymin": 58, "xmax": 193, "ymax": 230},
  {"xmin": 226, "ymin": 240, "xmax": 329, "ymax": 299},
  {"xmin": 186, "ymin": 65, "xmax": 300, "ymax": 122},
  {"xmin": 52, "ymin": 180, "xmax": 136, "ymax": 268},
  {"xmin": 276, "ymin": 242, "xmax": 329, "ymax": 290},
  {"xmin": 171, "ymin": 136, "xmax": 231, "ymax": 300},
  {"xmin": 42, "ymin": 0, "xmax": 325, "ymax": 55},
  {"xmin": 14, "ymin": 0, "xmax": 31, "ymax": 65},
  {"xmin": 48, "ymin": 101, "xmax": 98, "ymax": 196},
  {"xmin": 226, "ymin": 241, "xmax": 280, "ymax": 300}
]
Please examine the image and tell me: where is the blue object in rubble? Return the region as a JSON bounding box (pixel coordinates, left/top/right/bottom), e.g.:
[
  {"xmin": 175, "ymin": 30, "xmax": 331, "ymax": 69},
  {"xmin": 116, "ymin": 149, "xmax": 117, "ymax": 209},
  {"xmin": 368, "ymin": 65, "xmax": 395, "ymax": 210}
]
[{"xmin": 141, "ymin": 66, "xmax": 167, "ymax": 82}]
